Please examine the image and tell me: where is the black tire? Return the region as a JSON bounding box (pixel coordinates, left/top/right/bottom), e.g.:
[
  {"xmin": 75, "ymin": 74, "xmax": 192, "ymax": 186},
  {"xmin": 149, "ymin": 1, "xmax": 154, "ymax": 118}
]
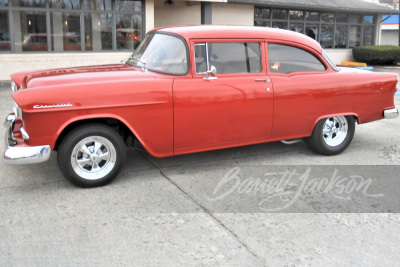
[
  {"xmin": 304, "ymin": 115, "xmax": 355, "ymax": 156},
  {"xmin": 57, "ymin": 123, "xmax": 126, "ymax": 188}
]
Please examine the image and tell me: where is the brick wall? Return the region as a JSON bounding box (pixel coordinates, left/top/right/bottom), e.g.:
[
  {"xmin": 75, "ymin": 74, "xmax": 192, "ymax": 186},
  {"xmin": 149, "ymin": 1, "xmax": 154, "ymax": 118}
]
[
  {"xmin": 154, "ymin": 0, "xmax": 201, "ymax": 28},
  {"xmin": 0, "ymin": 52, "xmax": 132, "ymax": 81},
  {"xmin": 211, "ymin": 3, "xmax": 254, "ymax": 26}
]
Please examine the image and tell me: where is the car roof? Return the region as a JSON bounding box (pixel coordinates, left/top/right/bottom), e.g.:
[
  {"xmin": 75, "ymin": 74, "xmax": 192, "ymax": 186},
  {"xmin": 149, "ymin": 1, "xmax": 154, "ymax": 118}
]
[{"xmin": 153, "ymin": 25, "xmax": 322, "ymax": 53}]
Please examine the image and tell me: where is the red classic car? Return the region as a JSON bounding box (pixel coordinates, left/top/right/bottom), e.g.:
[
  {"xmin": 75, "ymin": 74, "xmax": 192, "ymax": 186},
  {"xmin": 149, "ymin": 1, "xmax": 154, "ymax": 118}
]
[{"xmin": 3, "ymin": 26, "xmax": 399, "ymax": 187}]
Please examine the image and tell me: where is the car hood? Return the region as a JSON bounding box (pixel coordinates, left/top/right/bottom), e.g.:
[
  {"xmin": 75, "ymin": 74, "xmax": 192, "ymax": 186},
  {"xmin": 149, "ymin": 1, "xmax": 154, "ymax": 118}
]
[{"xmin": 11, "ymin": 64, "xmax": 154, "ymax": 89}]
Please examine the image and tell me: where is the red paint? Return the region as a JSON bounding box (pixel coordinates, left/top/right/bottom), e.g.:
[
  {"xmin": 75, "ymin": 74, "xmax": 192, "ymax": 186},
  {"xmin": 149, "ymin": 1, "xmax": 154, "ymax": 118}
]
[{"xmin": 9, "ymin": 26, "xmax": 398, "ymax": 158}]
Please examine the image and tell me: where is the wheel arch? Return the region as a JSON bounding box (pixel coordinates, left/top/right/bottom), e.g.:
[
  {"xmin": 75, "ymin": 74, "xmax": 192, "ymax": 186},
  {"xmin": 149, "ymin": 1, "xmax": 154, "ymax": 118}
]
[
  {"xmin": 310, "ymin": 113, "xmax": 359, "ymax": 135},
  {"xmin": 54, "ymin": 115, "xmax": 143, "ymax": 152}
]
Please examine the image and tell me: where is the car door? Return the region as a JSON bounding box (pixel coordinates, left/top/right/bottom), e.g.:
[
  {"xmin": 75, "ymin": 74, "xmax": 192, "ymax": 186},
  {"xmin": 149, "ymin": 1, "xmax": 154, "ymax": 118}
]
[
  {"xmin": 266, "ymin": 42, "xmax": 337, "ymax": 139},
  {"xmin": 173, "ymin": 39, "xmax": 274, "ymax": 154}
]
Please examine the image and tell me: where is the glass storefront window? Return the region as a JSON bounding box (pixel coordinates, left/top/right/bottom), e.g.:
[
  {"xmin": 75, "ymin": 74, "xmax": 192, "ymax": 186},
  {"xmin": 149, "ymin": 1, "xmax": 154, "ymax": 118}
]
[
  {"xmin": 255, "ymin": 8, "xmax": 270, "ymax": 20},
  {"xmin": 321, "ymin": 13, "xmax": 335, "ymax": 23},
  {"xmin": 305, "ymin": 11, "xmax": 319, "ymax": 21},
  {"xmin": 12, "ymin": 11, "xmax": 47, "ymax": 52},
  {"xmin": 50, "ymin": 0, "xmax": 80, "ymax": 9},
  {"xmin": 115, "ymin": 0, "xmax": 142, "ymax": 12},
  {"xmin": 255, "ymin": 20, "xmax": 268, "ymax": 27},
  {"xmin": 321, "ymin": 24, "xmax": 334, "ymax": 48},
  {"xmin": 335, "ymin": 25, "xmax": 348, "ymax": 48},
  {"xmin": 350, "ymin": 15, "xmax": 361, "ymax": 24},
  {"xmin": 289, "ymin": 23, "xmax": 304, "ymax": 34},
  {"xmin": 289, "ymin": 10, "xmax": 304, "ymax": 21},
  {"xmin": 0, "ymin": 0, "xmax": 145, "ymax": 53},
  {"xmin": 255, "ymin": 7, "xmax": 375, "ymax": 49},
  {"xmin": 11, "ymin": 0, "xmax": 45, "ymax": 7},
  {"xmin": 0, "ymin": 11, "xmax": 10, "ymax": 51},
  {"xmin": 84, "ymin": 13, "xmax": 113, "ymax": 51},
  {"xmin": 349, "ymin": 25, "xmax": 361, "ymax": 48},
  {"xmin": 363, "ymin": 15, "xmax": 374, "ymax": 24},
  {"xmin": 83, "ymin": 0, "xmax": 112, "ymax": 10},
  {"xmin": 363, "ymin": 26, "xmax": 373, "ymax": 46},
  {"xmin": 272, "ymin": 21, "xmax": 287, "ymax": 29},
  {"xmin": 336, "ymin": 13, "xmax": 348, "ymax": 23},
  {"xmin": 305, "ymin": 25, "xmax": 318, "ymax": 41},
  {"xmin": 116, "ymin": 14, "xmax": 142, "ymax": 50},
  {"xmin": 51, "ymin": 12, "xmax": 81, "ymax": 51},
  {"xmin": 272, "ymin": 9, "xmax": 287, "ymax": 20}
]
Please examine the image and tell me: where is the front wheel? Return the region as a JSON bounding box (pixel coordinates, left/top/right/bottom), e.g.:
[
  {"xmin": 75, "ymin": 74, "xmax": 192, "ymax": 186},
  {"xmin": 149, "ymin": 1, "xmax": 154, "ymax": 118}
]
[
  {"xmin": 304, "ymin": 116, "xmax": 355, "ymax": 156},
  {"xmin": 57, "ymin": 123, "xmax": 126, "ymax": 187}
]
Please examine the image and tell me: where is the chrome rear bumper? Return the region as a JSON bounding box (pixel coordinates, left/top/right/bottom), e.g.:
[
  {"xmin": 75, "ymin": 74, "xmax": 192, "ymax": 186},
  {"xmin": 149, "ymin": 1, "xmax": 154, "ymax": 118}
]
[
  {"xmin": 3, "ymin": 113, "xmax": 51, "ymax": 165},
  {"xmin": 384, "ymin": 108, "xmax": 399, "ymax": 119}
]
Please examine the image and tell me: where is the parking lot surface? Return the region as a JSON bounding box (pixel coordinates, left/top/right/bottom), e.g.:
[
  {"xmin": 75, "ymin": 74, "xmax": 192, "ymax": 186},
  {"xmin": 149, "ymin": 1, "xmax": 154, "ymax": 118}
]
[{"xmin": 0, "ymin": 81, "xmax": 399, "ymax": 266}]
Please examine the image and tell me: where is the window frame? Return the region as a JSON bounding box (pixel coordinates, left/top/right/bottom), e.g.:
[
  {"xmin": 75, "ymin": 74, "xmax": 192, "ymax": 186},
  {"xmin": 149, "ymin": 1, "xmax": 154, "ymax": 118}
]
[
  {"xmin": 266, "ymin": 41, "xmax": 328, "ymax": 75},
  {"xmin": 190, "ymin": 39, "xmax": 266, "ymax": 78}
]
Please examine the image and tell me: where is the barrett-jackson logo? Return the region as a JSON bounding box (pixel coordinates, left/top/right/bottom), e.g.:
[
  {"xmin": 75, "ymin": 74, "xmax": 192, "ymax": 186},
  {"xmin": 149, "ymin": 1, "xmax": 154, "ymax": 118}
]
[{"xmin": 33, "ymin": 103, "xmax": 73, "ymax": 109}]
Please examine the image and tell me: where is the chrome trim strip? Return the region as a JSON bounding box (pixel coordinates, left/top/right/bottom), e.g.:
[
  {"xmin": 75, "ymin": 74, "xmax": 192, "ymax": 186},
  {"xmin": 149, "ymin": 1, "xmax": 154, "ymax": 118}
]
[
  {"xmin": 20, "ymin": 127, "xmax": 30, "ymax": 140},
  {"xmin": 4, "ymin": 145, "xmax": 51, "ymax": 165},
  {"xmin": 205, "ymin": 43, "xmax": 210, "ymax": 72},
  {"xmin": 3, "ymin": 113, "xmax": 51, "ymax": 165},
  {"xmin": 255, "ymin": 78, "xmax": 270, "ymax": 83},
  {"xmin": 11, "ymin": 81, "xmax": 18, "ymax": 93},
  {"xmin": 384, "ymin": 108, "xmax": 399, "ymax": 119},
  {"xmin": 4, "ymin": 113, "xmax": 15, "ymax": 128}
]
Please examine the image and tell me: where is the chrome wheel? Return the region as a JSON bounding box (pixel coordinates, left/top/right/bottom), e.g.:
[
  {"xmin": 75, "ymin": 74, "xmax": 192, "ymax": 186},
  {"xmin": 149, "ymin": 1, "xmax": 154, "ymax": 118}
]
[
  {"xmin": 71, "ymin": 136, "xmax": 116, "ymax": 180},
  {"xmin": 322, "ymin": 116, "xmax": 348, "ymax": 147}
]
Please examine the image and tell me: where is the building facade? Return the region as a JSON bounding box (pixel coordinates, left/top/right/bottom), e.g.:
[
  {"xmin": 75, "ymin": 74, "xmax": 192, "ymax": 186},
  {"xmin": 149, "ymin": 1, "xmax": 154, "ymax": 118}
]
[
  {"xmin": 0, "ymin": 0, "xmax": 397, "ymax": 80},
  {"xmin": 381, "ymin": 14, "xmax": 399, "ymax": 45}
]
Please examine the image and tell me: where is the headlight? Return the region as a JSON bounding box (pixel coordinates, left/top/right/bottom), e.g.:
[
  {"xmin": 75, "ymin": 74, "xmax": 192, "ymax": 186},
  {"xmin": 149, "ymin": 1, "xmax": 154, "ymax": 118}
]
[
  {"xmin": 11, "ymin": 81, "xmax": 18, "ymax": 92},
  {"xmin": 13, "ymin": 102, "xmax": 23, "ymax": 120}
]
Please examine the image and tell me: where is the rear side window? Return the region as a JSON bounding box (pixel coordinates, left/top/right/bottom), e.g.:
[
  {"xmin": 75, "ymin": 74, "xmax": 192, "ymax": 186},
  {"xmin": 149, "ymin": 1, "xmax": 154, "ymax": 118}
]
[
  {"xmin": 194, "ymin": 42, "xmax": 262, "ymax": 74},
  {"xmin": 268, "ymin": 44, "xmax": 326, "ymax": 74}
]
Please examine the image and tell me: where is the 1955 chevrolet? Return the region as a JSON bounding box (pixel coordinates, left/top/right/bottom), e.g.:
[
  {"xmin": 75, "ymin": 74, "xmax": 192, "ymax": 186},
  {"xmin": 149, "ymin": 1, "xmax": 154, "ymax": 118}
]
[{"xmin": 3, "ymin": 26, "xmax": 399, "ymax": 187}]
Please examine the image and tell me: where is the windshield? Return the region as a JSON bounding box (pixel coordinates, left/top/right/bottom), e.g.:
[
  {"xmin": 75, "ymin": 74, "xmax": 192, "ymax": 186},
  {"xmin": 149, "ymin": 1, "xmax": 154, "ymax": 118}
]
[
  {"xmin": 322, "ymin": 49, "xmax": 339, "ymax": 72},
  {"xmin": 127, "ymin": 33, "xmax": 188, "ymax": 75}
]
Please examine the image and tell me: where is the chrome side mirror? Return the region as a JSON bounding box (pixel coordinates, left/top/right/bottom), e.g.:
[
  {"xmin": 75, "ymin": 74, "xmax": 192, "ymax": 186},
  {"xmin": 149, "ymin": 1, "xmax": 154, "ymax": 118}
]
[{"xmin": 204, "ymin": 65, "xmax": 217, "ymax": 80}]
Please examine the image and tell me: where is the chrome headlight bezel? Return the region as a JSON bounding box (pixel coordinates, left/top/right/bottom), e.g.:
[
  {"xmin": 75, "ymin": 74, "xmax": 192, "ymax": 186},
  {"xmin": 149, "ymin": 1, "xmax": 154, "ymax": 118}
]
[
  {"xmin": 11, "ymin": 81, "xmax": 18, "ymax": 92},
  {"xmin": 13, "ymin": 102, "xmax": 23, "ymax": 120}
]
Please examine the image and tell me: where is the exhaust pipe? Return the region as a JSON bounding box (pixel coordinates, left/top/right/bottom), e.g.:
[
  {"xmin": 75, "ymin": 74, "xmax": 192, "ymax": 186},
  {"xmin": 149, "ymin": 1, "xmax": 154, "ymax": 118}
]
[{"xmin": 281, "ymin": 139, "xmax": 302, "ymax": 145}]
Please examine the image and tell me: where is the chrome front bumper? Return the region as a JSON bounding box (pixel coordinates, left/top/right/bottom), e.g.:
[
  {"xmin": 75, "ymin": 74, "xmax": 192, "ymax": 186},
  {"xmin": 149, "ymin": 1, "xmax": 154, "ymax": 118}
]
[
  {"xmin": 384, "ymin": 108, "xmax": 399, "ymax": 119},
  {"xmin": 3, "ymin": 113, "xmax": 51, "ymax": 165}
]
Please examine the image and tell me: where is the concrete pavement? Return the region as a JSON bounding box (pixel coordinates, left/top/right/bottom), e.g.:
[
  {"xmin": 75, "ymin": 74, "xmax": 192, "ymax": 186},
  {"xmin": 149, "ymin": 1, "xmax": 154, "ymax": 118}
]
[{"xmin": 0, "ymin": 82, "xmax": 399, "ymax": 266}]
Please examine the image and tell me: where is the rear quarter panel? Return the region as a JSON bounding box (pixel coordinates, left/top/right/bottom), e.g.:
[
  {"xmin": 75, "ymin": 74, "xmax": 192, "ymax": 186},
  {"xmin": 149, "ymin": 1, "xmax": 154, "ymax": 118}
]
[{"xmin": 270, "ymin": 71, "xmax": 397, "ymax": 139}]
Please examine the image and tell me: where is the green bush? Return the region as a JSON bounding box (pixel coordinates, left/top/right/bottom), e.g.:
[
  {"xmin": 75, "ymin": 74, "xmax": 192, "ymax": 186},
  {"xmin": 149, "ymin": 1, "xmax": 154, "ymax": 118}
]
[{"xmin": 352, "ymin": 45, "xmax": 400, "ymax": 65}]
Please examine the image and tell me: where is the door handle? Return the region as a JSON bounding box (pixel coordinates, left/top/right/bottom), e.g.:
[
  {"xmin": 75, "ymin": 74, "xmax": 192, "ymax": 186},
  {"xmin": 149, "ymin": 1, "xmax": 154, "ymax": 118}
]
[{"xmin": 255, "ymin": 78, "xmax": 270, "ymax": 83}]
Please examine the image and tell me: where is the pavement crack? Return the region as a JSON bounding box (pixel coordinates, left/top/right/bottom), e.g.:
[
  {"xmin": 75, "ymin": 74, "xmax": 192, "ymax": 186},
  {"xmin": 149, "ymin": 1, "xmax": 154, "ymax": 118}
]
[{"xmin": 133, "ymin": 147, "xmax": 260, "ymax": 259}]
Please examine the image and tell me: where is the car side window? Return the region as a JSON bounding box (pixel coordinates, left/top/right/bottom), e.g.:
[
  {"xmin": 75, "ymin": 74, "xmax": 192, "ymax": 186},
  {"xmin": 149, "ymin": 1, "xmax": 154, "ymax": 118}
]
[
  {"xmin": 268, "ymin": 43, "xmax": 326, "ymax": 74},
  {"xmin": 194, "ymin": 42, "xmax": 262, "ymax": 74}
]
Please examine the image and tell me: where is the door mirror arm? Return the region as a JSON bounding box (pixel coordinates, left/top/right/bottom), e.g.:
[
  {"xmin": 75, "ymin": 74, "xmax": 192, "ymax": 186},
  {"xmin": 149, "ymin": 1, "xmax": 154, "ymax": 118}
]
[{"xmin": 204, "ymin": 65, "xmax": 217, "ymax": 80}]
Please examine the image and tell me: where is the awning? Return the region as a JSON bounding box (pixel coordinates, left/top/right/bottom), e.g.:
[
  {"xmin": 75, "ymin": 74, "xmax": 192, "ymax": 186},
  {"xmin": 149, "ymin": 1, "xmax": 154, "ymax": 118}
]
[{"xmin": 226, "ymin": 0, "xmax": 400, "ymax": 13}]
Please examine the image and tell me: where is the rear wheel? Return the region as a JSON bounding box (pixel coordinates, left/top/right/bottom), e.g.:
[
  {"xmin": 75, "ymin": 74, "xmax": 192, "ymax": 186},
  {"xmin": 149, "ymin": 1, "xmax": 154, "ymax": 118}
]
[
  {"xmin": 57, "ymin": 123, "xmax": 126, "ymax": 187},
  {"xmin": 305, "ymin": 116, "xmax": 355, "ymax": 156}
]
